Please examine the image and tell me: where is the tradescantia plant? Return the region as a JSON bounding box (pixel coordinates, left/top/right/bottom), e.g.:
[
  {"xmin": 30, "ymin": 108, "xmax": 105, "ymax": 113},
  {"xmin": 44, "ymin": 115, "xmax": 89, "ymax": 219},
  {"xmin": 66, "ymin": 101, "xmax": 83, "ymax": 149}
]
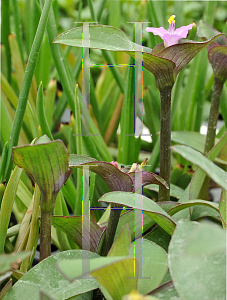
[
  {"xmin": 54, "ymin": 15, "xmax": 222, "ymax": 203},
  {"xmin": 1, "ymin": 1, "xmax": 227, "ymax": 298}
]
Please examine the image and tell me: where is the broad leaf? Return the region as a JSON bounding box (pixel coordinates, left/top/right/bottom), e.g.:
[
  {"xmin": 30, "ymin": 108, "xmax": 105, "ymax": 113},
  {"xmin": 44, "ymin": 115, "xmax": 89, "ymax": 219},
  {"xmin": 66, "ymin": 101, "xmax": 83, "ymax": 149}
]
[
  {"xmin": 129, "ymin": 239, "xmax": 168, "ymax": 294},
  {"xmin": 167, "ymin": 199, "xmax": 219, "ymax": 216},
  {"xmin": 39, "ymin": 291, "xmax": 55, "ymax": 300},
  {"xmin": 171, "ymin": 145, "xmax": 227, "ymax": 190},
  {"xmin": 191, "ymin": 205, "xmax": 220, "ymax": 220},
  {"xmin": 99, "ymin": 192, "xmax": 177, "ymax": 235},
  {"xmin": 69, "ymin": 154, "xmax": 168, "ymax": 192},
  {"xmin": 69, "ymin": 155, "xmax": 133, "ymax": 191},
  {"xmin": 169, "ymin": 220, "xmax": 226, "ymax": 300},
  {"xmin": 3, "ymin": 250, "xmax": 99, "ymax": 300},
  {"xmin": 57, "ymin": 256, "xmax": 138, "ymax": 300},
  {"xmin": 52, "ymin": 216, "xmax": 104, "ymax": 253}
]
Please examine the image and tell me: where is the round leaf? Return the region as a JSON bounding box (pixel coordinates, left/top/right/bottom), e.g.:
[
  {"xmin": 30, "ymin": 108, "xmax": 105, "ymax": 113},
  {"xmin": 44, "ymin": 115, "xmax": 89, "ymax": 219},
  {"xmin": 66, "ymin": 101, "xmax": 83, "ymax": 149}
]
[
  {"xmin": 3, "ymin": 250, "xmax": 99, "ymax": 300},
  {"xmin": 169, "ymin": 220, "xmax": 226, "ymax": 300}
]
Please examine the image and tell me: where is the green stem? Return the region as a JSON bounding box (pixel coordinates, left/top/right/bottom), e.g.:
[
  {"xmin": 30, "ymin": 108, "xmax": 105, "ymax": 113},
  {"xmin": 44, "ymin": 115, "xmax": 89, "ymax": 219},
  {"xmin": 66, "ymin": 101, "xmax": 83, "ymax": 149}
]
[
  {"xmin": 101, "ymin": 206, "xmax": 121, "ymax": 256},
  {"xmin": 1, "ymin": 0, "xmax": 11, "ymax": 82},
  {"xmin": 36, "ymin": 82, "xmax": 54, "ymax": 141},
  {"xmin": 204, "ymin": 77, "xmax": 224, "ymax": 155},
  {"xmin": 40, "ymin": 205, "xmax": 52, "ymax": 261},
  {"xmin": 11, "ymin": 0, "xmax": 24, "ymax": 66},
  {"xmin": 200, "ymin": 77, "xmax": 225, "ymax": 200},
  {"xmin": 4, "ymin": 0, "xmax": 53, "ymax": 181},
  {"xmin": 159, "ymin": 87, "xmax": 172, "ymax": 202}
]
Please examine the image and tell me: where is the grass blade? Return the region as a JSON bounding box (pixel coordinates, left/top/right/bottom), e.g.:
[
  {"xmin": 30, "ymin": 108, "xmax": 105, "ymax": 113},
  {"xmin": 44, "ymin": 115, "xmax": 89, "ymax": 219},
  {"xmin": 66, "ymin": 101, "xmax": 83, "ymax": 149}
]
[{"xmin": 3, "ymin": 0, "xmax": 53, "ymax": 181}]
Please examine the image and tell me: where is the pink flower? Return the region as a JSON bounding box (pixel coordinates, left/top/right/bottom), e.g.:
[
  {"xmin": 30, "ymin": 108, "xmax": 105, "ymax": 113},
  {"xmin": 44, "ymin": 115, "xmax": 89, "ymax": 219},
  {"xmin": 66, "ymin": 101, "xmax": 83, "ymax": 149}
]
[{"xmin": 146, "ymin": 15, "xmax": 193, "ymax": 47}]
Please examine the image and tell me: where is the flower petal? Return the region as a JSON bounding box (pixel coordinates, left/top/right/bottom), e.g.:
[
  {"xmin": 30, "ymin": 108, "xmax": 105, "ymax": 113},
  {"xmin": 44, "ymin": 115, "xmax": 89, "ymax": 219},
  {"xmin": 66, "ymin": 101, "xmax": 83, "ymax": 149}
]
[
  {"xmin": 163, "ymin": 33, "xmax": 182, "ymax": 47},
  {"xmin": 146, "ymin": 26, "xmax": 168, "ymax": 39},
  {"xmin": 174, "ymin": 24, "xmax": 193, "ymax": 38}
]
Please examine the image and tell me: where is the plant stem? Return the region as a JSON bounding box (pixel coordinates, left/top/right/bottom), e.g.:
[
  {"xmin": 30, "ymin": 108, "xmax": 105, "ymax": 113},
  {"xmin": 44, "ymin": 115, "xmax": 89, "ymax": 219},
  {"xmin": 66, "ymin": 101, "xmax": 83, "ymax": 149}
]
[
  {"xmin": 3, "ymin": 0, "xmax": 53, "ymax": 181},
  {"xmin": 159, "ymin": 87, "xmax": 172, "ymax": 202},
  {"xmin": 101, "ymin": 206, "xmax": 121, "ymax": 256},
  {"xmin": 204, "ymin": 77, "xmax": 224, "ymax": 155},
  {"xmin": 199, "ymin": 77, "xmax": 225, "ymax": 200},
  {"xmin": 40, "ymin": 206, "xmax": 52, "ymax": 261}
]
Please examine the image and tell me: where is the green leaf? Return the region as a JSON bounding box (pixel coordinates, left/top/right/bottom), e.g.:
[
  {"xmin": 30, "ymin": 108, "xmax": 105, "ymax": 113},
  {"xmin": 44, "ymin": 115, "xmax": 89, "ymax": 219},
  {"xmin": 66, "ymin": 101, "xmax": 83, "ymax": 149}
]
[
  {"xmin": 145, "ymin": 183, "xmax": 184, "ymax": 199},
  {"xmin": 153, "ymin": 286, "xmax": 180, "ymax": 300},
  {"xmin": 144, "ymin": 226, "xmax": 171, "ymax": 252},
  {"xmin": 108, "ymin": 224, "xmax": 131, "ymax": 256},
  {"xmin": 52, "ymin": 216, "xmax": 103, "ymax": 253},
  {"xmin": 57, "ymin": 256, "xmax": 138, "ymax": 300},
  {"xmin": 69, "ymin": 155, "xmax": 168, "ymax": 192},
  {"xmin": 220, "ymin": 189, "xmax": 227, "ymax": 228},
  {"xmin": 0, "ymin": 252, "xmax": 30, "ymax": 275},
  {"xmin": 69, "ymin": 155, "xmax": 133, "ymax": 192},
  {"xmin": 167, "ymin": 199, "xmax": 219, "ymax": 216},
  {"xmin": 118, "ymin": 56, "xmax": 136, "ymax": 164},
  {"xmin": 171, "ymin": 145, "xmax": 227, "ymax": 190},
  {"xmin": 4, "ymin": 0, "xmax": 53, "ymax": 181},
  {"xmin": 3, "ymin": 250, "xmax": 99, "ymax": 300},
  {"xmin": 54, "ymin": 25, "xmax": 175, "ymax": 88},
  {"xmin": 169, "ymin": 220, "xmax": 226, "ymax": 300},
  {"xmin": 129, "ymin": 239, "xmax": 168, "ymax": 294},
  {"xmin": 54, "ymin": 25, "xmax": 148, "ymax": 52},
  {"xmin": 39, "ymin": 291, "xmax": 55, "ymax": 300},
  {"xmin": 13, "ymin": 137, "xmax": 71, "ymax": 210},
  {"xmin": 115, "ymin": 210, "xmax": 156, "ymax": 242},
  {"xmin": 171, "ymin": 131, "xmax": 219, "ymax": 153},
  {"xmin": 0, "ymin": 166, "xmax": 23, "ymax": 253},
  {"xmin": 0, "ymin": 272, "xmax": 12, "ymax": 284},
  {"xmin": 36, "ymin": 82, "xmax": 53, "ymax": 141},
  {"xmin": 191, "ymin": 205, "xmax": 220, "ymax": 221},
  {"xmin": 198, "ymin": 20, "xmax": 227, "ymax": 45},
  {"xmin": 189, "ymin": 132, "xmax": 227, "ymax": 200},
  {"xmin": 0, "ymin": 278, "xmax": 12, "ymax": 300},
  {"xmin": 99, "ymin": 192, "xmax": 177, "ymax": 235}
]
